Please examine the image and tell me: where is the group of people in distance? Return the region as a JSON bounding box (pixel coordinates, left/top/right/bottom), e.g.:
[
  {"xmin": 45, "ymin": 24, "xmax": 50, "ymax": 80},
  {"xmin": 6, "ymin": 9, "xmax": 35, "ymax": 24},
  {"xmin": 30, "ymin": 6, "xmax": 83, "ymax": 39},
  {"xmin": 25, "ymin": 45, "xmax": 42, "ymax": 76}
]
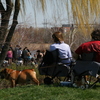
[
  {"xmin": 4, "ymin": 44, "xmax": 44, "ymax": 66},
  {"xmin": 5, "ymin": 45, "xmax": 32, "ymax": 66}
]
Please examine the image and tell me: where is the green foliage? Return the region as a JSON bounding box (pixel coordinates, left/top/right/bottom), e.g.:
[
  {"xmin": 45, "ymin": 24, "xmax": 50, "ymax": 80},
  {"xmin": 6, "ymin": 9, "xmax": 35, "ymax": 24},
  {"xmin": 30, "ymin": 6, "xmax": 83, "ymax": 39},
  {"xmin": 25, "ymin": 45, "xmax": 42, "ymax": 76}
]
[{"xmin": 0, "ymin": 84, "xmax": 100, "ymax": 100}]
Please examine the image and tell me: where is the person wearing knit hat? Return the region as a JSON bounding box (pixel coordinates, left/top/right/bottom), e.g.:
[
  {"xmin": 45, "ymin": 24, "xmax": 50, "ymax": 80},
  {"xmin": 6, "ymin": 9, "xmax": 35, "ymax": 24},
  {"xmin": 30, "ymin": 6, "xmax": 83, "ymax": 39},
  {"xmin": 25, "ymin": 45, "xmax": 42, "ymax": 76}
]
[{"xmin": 50, "ymin": 31, "xmax": 72, "ymax": 64}]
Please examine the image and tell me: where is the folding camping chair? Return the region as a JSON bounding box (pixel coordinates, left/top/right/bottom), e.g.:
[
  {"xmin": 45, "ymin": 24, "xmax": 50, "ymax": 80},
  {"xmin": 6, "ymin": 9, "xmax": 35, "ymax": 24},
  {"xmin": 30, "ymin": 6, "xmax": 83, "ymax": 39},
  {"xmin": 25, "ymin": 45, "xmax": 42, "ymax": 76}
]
[
  {"xmin": 38, "ymin": 49, "xmax": 75, "ymax": 84},
  {"xmin": 72, "ymin": 52, "xmax": 100, "ymax": 89}
]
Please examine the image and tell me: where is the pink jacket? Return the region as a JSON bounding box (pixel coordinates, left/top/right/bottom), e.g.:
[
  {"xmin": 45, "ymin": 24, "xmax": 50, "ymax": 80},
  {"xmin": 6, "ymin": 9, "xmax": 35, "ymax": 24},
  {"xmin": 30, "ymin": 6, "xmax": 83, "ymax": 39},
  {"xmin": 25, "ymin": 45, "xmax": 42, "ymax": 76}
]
[{"xmin": 7, "ymin": 51, "xmax": 13, "ymax": 58}]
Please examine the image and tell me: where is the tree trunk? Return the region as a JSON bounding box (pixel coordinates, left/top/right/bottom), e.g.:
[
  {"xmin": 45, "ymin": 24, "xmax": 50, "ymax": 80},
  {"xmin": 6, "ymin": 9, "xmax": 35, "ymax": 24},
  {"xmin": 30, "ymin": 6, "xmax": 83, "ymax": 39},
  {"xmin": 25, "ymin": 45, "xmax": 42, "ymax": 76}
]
[
  {"xmin": 0, "ymin": 0, "xmax": 20, "ymax": 66},
  {"xmin": 0, "ymin": 0, "xmax": 13, "ymax": 46}
]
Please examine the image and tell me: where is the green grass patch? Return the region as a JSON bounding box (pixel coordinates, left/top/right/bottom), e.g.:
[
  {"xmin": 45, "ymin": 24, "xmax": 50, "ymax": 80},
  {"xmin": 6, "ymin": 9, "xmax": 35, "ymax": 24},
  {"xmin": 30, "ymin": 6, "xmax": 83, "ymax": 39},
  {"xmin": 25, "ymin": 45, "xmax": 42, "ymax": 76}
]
[
  {"xmin": 0, "ymin": 84, "xmax": 100, "ymax": 100},
  {"xmin": 0, "ymin": 64, "xmax": 100, "ymax": 100}
]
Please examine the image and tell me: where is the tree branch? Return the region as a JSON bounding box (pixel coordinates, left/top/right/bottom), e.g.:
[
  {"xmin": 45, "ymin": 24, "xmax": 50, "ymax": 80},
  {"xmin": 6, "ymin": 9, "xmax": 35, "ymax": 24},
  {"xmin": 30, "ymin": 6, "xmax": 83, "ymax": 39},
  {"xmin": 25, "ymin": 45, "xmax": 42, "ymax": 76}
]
[
  {"xmin": 6, "ymin": 0, "xmax": 20, "ymax": 42},
  {"xmin": 6, "ymin": 0, "xmax": 13, "ymax": 12},
  {"xmin": 0, "ymin": 1, "xmax": 5, "ymax": 13}
]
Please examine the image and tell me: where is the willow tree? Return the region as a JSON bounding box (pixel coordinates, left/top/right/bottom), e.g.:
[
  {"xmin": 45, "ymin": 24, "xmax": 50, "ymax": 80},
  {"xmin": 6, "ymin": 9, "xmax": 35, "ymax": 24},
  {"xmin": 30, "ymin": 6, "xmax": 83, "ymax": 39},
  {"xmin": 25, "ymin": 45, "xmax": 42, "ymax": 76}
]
[{"xmin": 70, "ymin": 0, "xmax": 100, "ymax": 36}]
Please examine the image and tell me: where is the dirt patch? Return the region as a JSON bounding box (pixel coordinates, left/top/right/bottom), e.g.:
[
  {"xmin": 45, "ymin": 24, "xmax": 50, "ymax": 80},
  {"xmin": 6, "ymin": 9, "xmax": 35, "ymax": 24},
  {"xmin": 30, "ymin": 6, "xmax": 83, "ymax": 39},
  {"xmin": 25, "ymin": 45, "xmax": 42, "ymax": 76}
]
[{"xmin": 23, "ymin": 43, "xmax": 51, "ymax": 51}]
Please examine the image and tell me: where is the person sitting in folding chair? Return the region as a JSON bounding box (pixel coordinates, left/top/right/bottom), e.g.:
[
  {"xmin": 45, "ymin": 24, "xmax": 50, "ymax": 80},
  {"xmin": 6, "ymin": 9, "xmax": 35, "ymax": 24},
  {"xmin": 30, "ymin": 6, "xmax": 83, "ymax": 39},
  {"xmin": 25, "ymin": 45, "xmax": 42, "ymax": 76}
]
[
  {"xmin": 74, "ymin": 29, "xmax": 100, "ymax": 64},
  {"xmin": 73, "ymin": 29, "xmax": 100, "ymax": 88},
  {"xmin": 38, "ymin": 31, "xmax": 74, "ymax": 85},
  {"xmin": 50, "ymin": 31, "xmax": 72, "ymax": 65}
]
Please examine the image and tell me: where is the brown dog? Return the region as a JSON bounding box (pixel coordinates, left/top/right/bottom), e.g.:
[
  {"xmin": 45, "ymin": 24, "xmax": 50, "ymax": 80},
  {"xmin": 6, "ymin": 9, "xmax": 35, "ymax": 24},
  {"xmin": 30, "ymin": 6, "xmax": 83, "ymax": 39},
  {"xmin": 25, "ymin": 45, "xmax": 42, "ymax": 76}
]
[{"xmin": 0, "ymin": 68, "xmax": 39, "ymax": 87}]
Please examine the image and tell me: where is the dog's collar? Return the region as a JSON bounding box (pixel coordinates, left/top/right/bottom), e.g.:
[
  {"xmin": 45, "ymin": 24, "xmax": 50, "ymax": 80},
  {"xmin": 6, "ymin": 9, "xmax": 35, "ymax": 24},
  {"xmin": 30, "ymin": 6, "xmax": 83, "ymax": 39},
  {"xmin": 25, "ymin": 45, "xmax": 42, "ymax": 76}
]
[{"xmin": 7, "ymin": 70, "xmax": 16, "ymax": 75}]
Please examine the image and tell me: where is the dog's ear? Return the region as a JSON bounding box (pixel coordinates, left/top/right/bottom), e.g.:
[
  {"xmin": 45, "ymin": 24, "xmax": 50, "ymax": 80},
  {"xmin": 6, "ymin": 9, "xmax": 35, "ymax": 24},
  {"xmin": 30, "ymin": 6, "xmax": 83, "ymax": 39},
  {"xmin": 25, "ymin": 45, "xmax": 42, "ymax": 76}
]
[
  {"xmin": 2, "ymin": 68, "xmax": 8, "ymax": 73},
  {"xmin": 2, "ymin": 68, "xmax": 7, "ymax": 73},
  {"xmin": 0, "ymin": 68, "xmax": 7, "ymax": 76}
]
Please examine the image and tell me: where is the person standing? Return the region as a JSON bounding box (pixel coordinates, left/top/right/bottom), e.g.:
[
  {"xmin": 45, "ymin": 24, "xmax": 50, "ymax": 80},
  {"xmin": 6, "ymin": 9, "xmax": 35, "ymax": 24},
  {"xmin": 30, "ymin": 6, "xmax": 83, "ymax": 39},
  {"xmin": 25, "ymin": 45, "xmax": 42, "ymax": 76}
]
[
  {"xmin": 6, "ymin": 48, "xmax": 13, "ymax": 65},
  {"xmin": 22, "ymin": 47, "xmax": 31, "ymax": 65},
  {"xmin": 17, "ymin": 47, "xmax": 22, "ymax": 60},
  {"xmin": 13, "ymin": 45, "xmax": 20, "ymax": 62}
]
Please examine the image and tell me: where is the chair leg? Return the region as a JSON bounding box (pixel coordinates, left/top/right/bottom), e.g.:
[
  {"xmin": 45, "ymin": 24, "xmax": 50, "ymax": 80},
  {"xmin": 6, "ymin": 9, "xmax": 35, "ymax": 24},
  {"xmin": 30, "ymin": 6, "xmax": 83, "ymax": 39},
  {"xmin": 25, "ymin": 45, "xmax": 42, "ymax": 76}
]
[
  {"xmin": 89, "ymin": 78, "xmax": 100, "ymax": 88},
  {"xmin": 87, "ymin": 75, "xmax": 92, "ymax": 86},
  {"xmin": 70, "ymin": 70, "xmax": 75, "ymax": 83}
]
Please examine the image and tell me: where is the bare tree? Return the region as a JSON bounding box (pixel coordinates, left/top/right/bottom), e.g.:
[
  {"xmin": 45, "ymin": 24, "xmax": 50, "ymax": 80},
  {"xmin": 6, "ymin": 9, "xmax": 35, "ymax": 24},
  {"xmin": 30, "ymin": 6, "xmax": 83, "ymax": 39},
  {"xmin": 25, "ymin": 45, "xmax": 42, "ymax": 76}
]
[
  {"xmin": 0, "ymin": 0, "xmax": 45, "ymax": 66},
  {"xmin": 0, "ymin": 0, "xmax": 20, "ymax": 65}
]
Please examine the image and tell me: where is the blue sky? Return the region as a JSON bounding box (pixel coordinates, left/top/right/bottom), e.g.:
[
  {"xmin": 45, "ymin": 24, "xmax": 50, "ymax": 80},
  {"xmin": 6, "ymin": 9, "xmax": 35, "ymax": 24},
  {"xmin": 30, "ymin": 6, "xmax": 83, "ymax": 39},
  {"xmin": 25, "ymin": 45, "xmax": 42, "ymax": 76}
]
[{"xmin": 18, "ymin": 0, "xmax": 73, "ymax": 28}]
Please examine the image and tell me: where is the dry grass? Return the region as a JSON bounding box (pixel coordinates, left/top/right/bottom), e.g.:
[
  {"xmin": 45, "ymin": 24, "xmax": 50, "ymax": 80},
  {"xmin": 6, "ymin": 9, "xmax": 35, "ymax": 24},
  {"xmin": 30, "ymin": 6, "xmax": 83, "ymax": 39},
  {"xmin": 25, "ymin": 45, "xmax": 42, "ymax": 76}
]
[{"xmin": 21, "ymin": 43, "xmax": 51, "ymax": 51}]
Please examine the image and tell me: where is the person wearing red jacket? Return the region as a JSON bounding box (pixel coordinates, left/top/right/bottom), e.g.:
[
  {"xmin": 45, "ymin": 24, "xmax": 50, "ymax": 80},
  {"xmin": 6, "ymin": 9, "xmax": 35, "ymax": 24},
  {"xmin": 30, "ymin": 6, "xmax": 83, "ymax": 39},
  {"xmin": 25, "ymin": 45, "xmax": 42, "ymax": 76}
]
[{"xmin": 75, "ymin": 29, "xmax": 100, "ymax": 63}]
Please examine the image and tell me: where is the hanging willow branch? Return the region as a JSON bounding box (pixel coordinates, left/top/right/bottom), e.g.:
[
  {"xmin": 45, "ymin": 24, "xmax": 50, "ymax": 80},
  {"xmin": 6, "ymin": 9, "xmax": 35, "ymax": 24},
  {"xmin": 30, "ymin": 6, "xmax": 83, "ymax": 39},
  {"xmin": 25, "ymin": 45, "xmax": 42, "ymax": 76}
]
[{"xmin": 70, "ymin": 0, "xmax": 100, "ymax": 36}]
